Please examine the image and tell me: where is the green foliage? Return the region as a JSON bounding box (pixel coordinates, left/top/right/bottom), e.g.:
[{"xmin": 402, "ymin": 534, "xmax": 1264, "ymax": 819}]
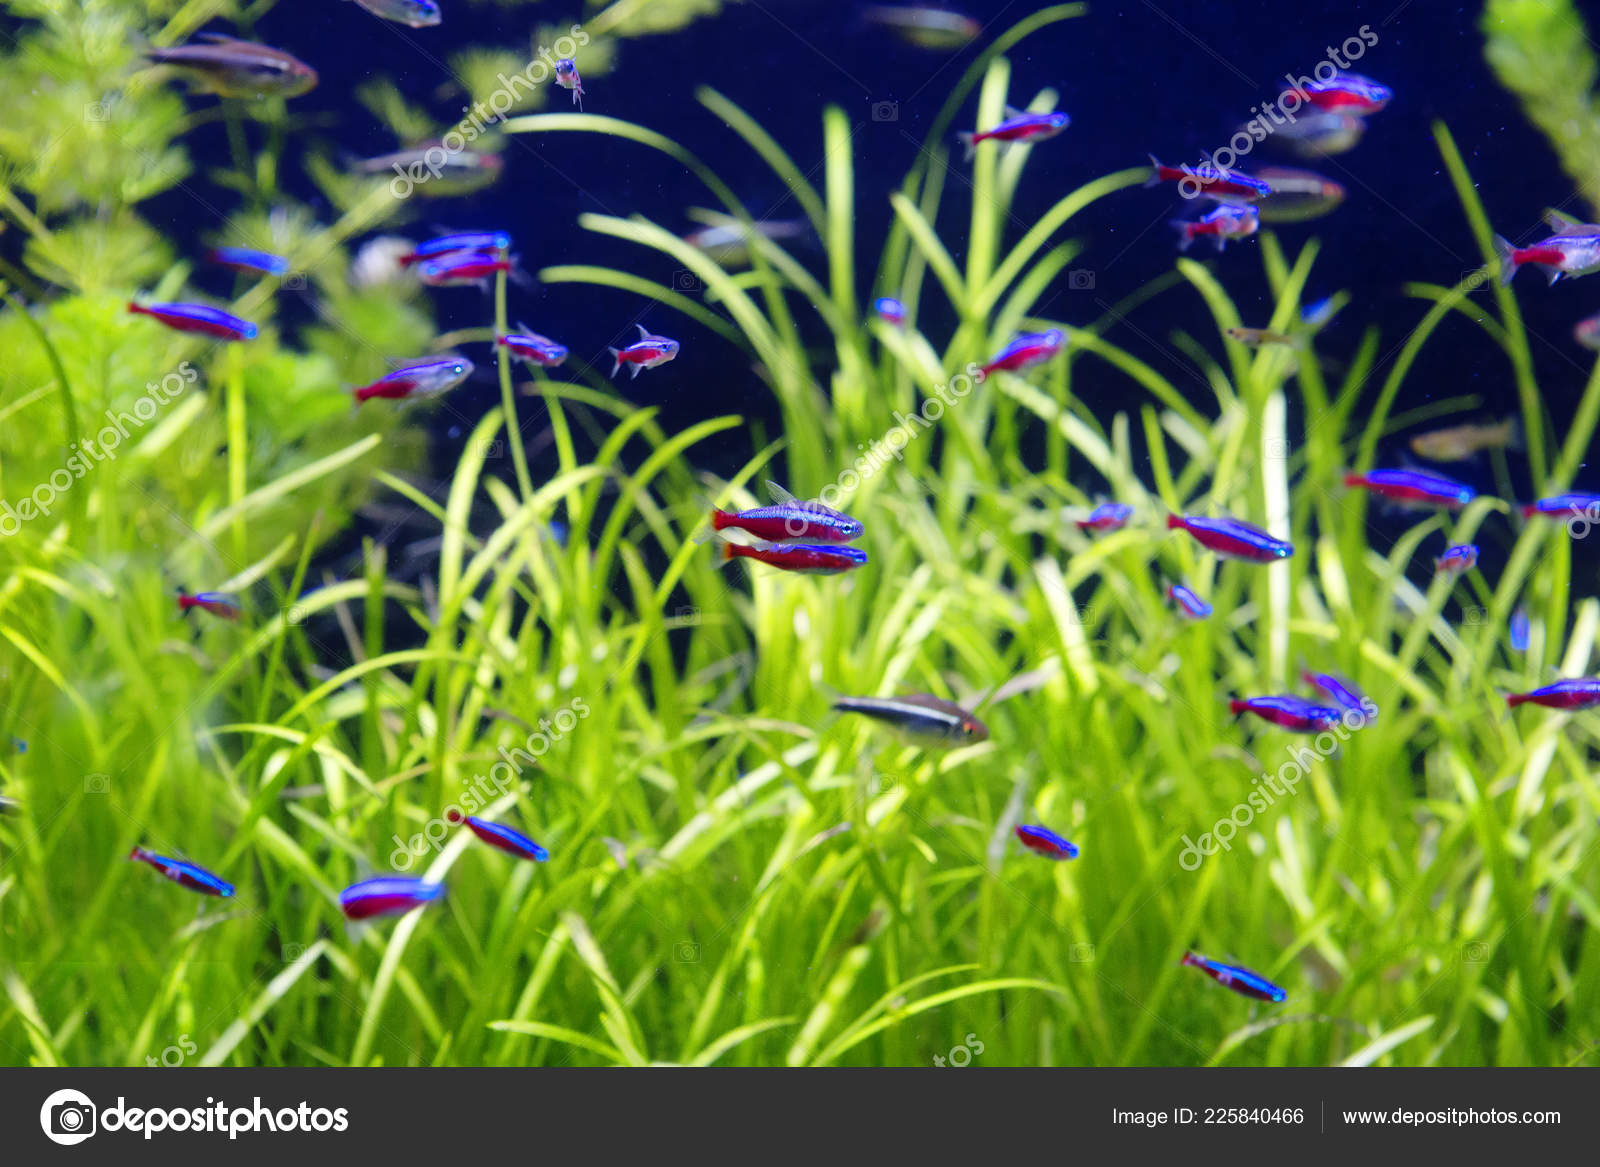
[
  {"xmin": 1483, "ymin": 0, "xmax": 1600, "ymax": 216},
  {"xmin": 1, "ymin": 2, "xmax": 1598, "ymax": 1071}
]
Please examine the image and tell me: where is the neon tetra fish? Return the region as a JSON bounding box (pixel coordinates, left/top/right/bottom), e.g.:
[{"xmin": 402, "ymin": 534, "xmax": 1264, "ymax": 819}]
[
  {"xmin": 711, "ymin": 482, "xmax": 864, "ymax": 543},
  {"xmin": 1505, "ymin": 678, "xmax": 1600, "ymax": 711},
  {"xmin": 1302, "ymin": 670, "xmax": 1374, "ymax": 720},
  {"xmin": 1014, "ymin": 824, "xmax": 1078, "ymax": 860},
  {"xmin": 352, "ymin": 356, "xmax": 474, "ymax": 405},
  {"xmin": 1146, "ymin": 155, "xmax": 1272, "ymax": 205},
  {"xmin": 1289, "ymin": 71, "xmax": 1391, "ymax": 116},
  {"xmin": 1229, "ymin": 694, "xmax": 1343, "ymax": 733},
  {"xmin": 177, "ymin": 590, "xmax": 242, "ymax": 621},
  {"xmin": 1434, "ymin": 543, "xmax": 1479, "ymax": 574},
  {"xmin": 1077, "ymin": 501, "xmax": 1133, "ymax": 532},
  {"xmin": 608, "ymin": 324, "xmax": 679, "ymax": 379},
  {"xmin": 959, "ymin": 106, "xmax": 1070, "ymax": 161},
  {"xmin": 1167, "ymin": 582, "xmax": 1213, "ymax": 620},
  {"xmin": 1181, "ymin": 950, "xmax": 1287, "ymax": 1003},
  {"xmin": 495, "ymin": 328, "xmax": 567, "ymax": 368},
  {"xmin": 1520, "ymin": 491, "xmax": 1600, "ymax": 521},
  {"xmin": 1172, "ymin": 204, "xmax": 1259, "ymax": 252},
  {"xmin": 129, "ymin": 846, "xmax": 235, "ymax": 897},
  {"xmin": 446, "ymin": 809, "xmax": 548, "ymax": 862},
  {"xmin": 1167, "ymin": 513, "xmax": 1293, "ymax": 562},
  {"xmin": 144, "ymin": 34, "xmax": 318, "ymax": 99},
  {"xmin": 128, "ymin": 301, "xmax": 258, "ymax": 341},
  {"xmin": 398, "ymin": 231, "xmax": 511, "ymax": 267},
  {"xmin": 1254, "ymin": 166, "xmax": 1346, "ymax": 223},
  {"xmin": 1343, "ymin": 468, "xmax": 1476, "ymax": 510},
  {"xmin": 832, "ymin": 693, "xmax": 988, "ymax": 746},
  {"xmin": 721, "ymin": 540, "xmax": 867, "ymax": 575},
  {"xmin": 979, "ymin": 329, "xmax": 1065, "ymax": 378},
  {"xmin": 338, "ymin": 875, "xmax": 445, "ymax": 919},
  {"xmin": 414, "ymin": 249, "xmax": 520, "ymax": 289},
  {"xmin": 1509, "ymin": 607, "xmax": 1531, "ymax": 653},
  {"xmin": 873, "ymin": 296, "xmax": 907, "ymax": 326},
  {"xmin": 206, "ymin": 246, "xmax": 291, "ymax": 276},
  {"xmin": 1494, "ymin": 210, "xmax": 1600, "ymax": 286}
]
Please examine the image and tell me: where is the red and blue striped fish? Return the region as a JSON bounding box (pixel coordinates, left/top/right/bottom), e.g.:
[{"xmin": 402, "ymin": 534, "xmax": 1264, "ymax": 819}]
[
  {"xmin": 721, "ymin": 540, "xmax": 867, "ymax": 575},
  {"xmin": 128, "ymin": 301, "xmax": 258, "ymax": 341},
  {"xmin": 338, "ymin": 875, "xmax": 445, "ymax": 920},
  {"xmin": 1343, "ymin": 468, "xmax": 1476, "ymax": 510},
  {"xmin": 712, "ymin": 482, "xmax": 863, "ymax": 543},
  {"xmin": 1229, "ymin": 694, "xmax": 1343, "ymax": 733},
  {"xmin": 130, "ymin": 846, "xmax": 235, "ymax": 897},
  {"xmin": 1167, "ymin": 513, "xmax": 1293, "ymax": 562},
  {"xmin": 959, "ymin": 107, "xmax": 1070, "ymax": 161},
  {"xmin": 447, "ymin": 809, "xmax": 548, "ymax": 862},
  {"xmin": 1505, "ymin": 678, "xmax": 1600, "ymax": 711},
  {"xmin": 1182, "ymin": 950, "xmax": 1287, "ymax": 1003},
  {"xmin": 1014, "ymin": 823, "xmax": 1078, "ymax": 859},
  {"xmin": 979, "ymin": 329, "xmax": 1065, "ymax": 378}
]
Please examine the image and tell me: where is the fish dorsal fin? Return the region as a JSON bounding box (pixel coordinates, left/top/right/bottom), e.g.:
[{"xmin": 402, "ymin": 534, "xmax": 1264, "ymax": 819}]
[
  {"xmin": 635, "ymin": 323, "xmax": 652, "ymax": 340},
  {"xmin": 1003, "ymin": 104, "xmax": 1025, "ymax": 119},
  {"xmin": 1543, "ymin": 207, "xmax": 1596, "ymax": 236},
  {"xmin": 766, "ymin": 480, "xmax": 800, "ymax": 505}
]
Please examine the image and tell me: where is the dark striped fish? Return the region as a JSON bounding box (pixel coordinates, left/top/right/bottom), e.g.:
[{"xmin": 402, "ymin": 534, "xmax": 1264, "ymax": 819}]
[{"xmin": 832, "ymin": 693, "xmax": 988, "ymax": 747}]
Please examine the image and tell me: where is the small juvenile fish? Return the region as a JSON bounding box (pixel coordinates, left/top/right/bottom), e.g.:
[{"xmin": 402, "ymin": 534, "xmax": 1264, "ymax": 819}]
[
  {"xmin": 1181, "ymin": 950, "xmax": 1287, "ymax": 1003},
  {"xmin": 608, "ymin": 324, "xmax": 680, "ymax": 379},
  {"xmin": 683, "ymin": 218, "xmax": 809, "ymax": 265},
  {"xmin": 355, "ymin": 145, "xmax": 502, "ymax": 196},
  {"xmin": 1576, "ymin": 311, "xmax": 1600, "ymax": 350},
  {"xmin": 1167, "ymin": 513, "xmax": 1293, "ymax": 562},
  {"xmin": 339, "ymin": 875, "xmax": 445, "ymax": 919},
  {"xmin": 130, "ymin": 846, "xmax": 235, "ymax": 897},
  {"xmin": 1288, "ymin": 71, "xmax": 1392, "ymax": 116},
  {"xmin": 1172, "ymin": 204, "xmax": 1260, "ymax": 252},
  {"xmin": 1343, "ymin": 468, "xmax": 1475, "ymax": 510},
  {"xmin": 415, "ymin": 250, "xmax": 519, "ymax": 289},
  {"xmin": 398, "ymin": 231, "xmax": 511, "ymax": 267},
  {"xmin": 352, "ymin": 356, "xmax": 474, "ymax": 405},
  {"xmin": 1494, "ymin": 223, "xmax": 1600, "ymax": 287},
  {"xmin": 1077, "ymin": 501, "xmax": 1134, "ymax": 533},
  {"xmin": 712, "ymin": 482, "xmax": 863, "ymax": 543},
  {"xmin": 1014, "ymin": 824, "xmax": 1078, "ymax": 860},
  {"xmin": 1409, "ymin": 418, "xmax": 1520, "ymax": 462},
  {"xmin": 1146, "ymin": 155, "xmax": 1272, "ymax": 205},
  {"xmin": 1254, "ymin": 166, "xmax": 1346, "ymax": 223},
  {"xmin": 874, "ymin": 296, "xmax": 907, "ymax": 326},
  {"xmin": 1302, "ymin": 670, "xmax": 1372, "ymax": 719},
  {"xmin": 128, "ymin": 301, "xmax": 257, "ymax": 341},
  {"xmin": 496, "ymin": 329, "xmax": 567, "ymax": 368},
  {"xmin": 145, "ymin": 34, "xmax": 318, "ymax": 99},
  {"xmin": 1505, "ymin": 678, "xmax": 1600, "ymax": 711},
  {"xmin": 1225, "ymin": 326, "xmax": 1297, "ymax": 347},
  {"xmin": 862, "ymin": 5, "xmax": 981, "ymax": 49},
  {"xmin": 348, "ymin": 0, "xmax": 441, "ymax": 28},
  {"xmin": 721, "ymin": 540, "xmax": 867, "ymax": 575},
  {"xmin": 832, "ymin": 693, "xmax": 988, "ymax": 746},
  {"xmin": 979, "ymin": 329, "xmax": 1065, "ymax": 378},
  {"xmin": 1434, "ymin": 543, "xmax": 1479, "ymax": 574},
  {"xmin": 1229, "ymin": 694, "xmax": 1343, "ymax": 733},
  {"xmin": 959, "ymin": 106, "xmax": 1070, "ymax": 161},
  {"xmin": 177, "ymin": 590, "xmax": 242, "ymax": 621},
  {"xmin": 1510, "ymin": 607, "xmax": 1530, "ymax": 653},
  {"xmin": 207, "ymin": 246, "xmax": 291, "ymax": 276},
  {"xmin": 1167, "ymin": 582, "xmax": 1213, "ymax": 620},
  {"xmin": 1273, "ymin": 111, "xmax": 1365, "ymax": 157},
  {"xmin": 555, "ymin": 58, "xmax": 584, "ymax": 109},
  {"xmin": 447, "ymin": 809, "xmax": 548, "ymax": 862},
  {"xmin": 1520, "ymin": 492, "xmax": 1600, "ymax": 520}
]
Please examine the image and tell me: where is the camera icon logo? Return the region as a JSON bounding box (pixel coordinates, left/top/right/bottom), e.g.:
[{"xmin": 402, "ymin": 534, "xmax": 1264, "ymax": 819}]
[
  {"xmin": 871, "ymin": 100, "xmax": 899, "ymax": 123},
  {"xmin": 283, "ymin": 272, "xmax": 307, "ymax": 291},
  {"xmin": 1068, "ymin": 269, "xmax": 1095, "ymax": 290},
  {"xmin": 672, "ymin": 271, "xmax": 702, "ymax": 291},
  {"xmin": 1069, "ymin": 942, "xmax": 1096, "ymax": 962},
  {"xmin": 40, "ymin": 1088, "xmax": 97, "ymax": 1145},
  {"xmin": 1462, "ymin": 940, "xmax": 1490, "ymax": 963},
  {"xmin": 84, "ymin": 773, "xmax": 110, "ymax": 794},
  {"xmin": 674, "ymin": 941, "xmax": 700, "ymax": 962}
]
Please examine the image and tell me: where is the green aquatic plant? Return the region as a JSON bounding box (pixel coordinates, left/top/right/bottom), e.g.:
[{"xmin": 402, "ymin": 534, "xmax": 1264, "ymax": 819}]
[
  {"xmin": 1483, "ymin": 0, "xmax": 1600, "ymax": 217},
  {"xmin": 2, "ymin": 3, "xmax": 1599, "ymax": 1071}
]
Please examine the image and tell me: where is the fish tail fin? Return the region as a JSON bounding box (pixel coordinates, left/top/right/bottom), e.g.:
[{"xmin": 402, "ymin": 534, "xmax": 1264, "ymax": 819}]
[
  {"xmin": 1144, "ymin": 154, "xmax": 1165, "ymax": 188},
  {"xmin": 129, "ymin": 845, "xmax": 148, "ymax": 861},
  {"xmin": 1165, "ymin": 513, "xmax": 1184, "ymax": 531},
  {"xmin": 127, "ymin": 301, "xmax": 151, "ymax": 317},
  {"xmin": 1227, "ymin": 698, "xmax": 1248, "ymax": 717},
  {"xmin": 1170, "ymin": 221, "xmax": 1193, "ymax": 252},
  {"xmin": 607, "ymin": 348, "xmax": 622, "ymax": 378},
  {"xmin": 628, "ymin": 362, "xmax": 643, "ymax": 379},
  {"xmin": 958, "ymin": 132, "xmax": 977, "ymax": 162},
  {"xmin": 710, "ymin": 508, "xmax": 735, "ymax": 532},
  {"xmin": 1506, "ymin": 693, "xmax": 1527, "ymax": 709},
  {"xmin": 1546, "ymin": 266, "xmax": 1563, "ymax": 287},
  {"xmin": 718, "ymin": 539, "xmax": 742, "ymax": 568},
  {"xmin": 1492, "ymin": 234, "xmax": 1519, "ymax": 287},
  {"xmin": 1181, "ymin": 951, "xmax": 1199, "ymax": 968}
]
